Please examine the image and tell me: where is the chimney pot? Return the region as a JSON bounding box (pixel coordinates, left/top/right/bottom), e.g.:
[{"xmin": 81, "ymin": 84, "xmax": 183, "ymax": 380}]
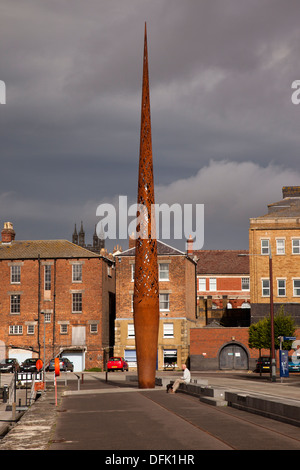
[
  {"xmin": 1, "ymin": 222, "xmax": 15, "ymax": 243},
  {"xmin": 187, "ymin": 235, "xmax": 194, "ymax": 255}
]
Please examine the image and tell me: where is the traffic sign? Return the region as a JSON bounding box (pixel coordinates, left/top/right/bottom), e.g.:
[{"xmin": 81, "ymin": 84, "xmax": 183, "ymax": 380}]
[
  {"xmin": 54, "ymin": 357, "xmax": 60, "ymax": 376},
  {"xmin": 36, "ymin": 359, "xmax": 43, "ymax": 371},
  {"xmin": 284, "ymin": 336, "xmax": 296, "ymax": 341}
]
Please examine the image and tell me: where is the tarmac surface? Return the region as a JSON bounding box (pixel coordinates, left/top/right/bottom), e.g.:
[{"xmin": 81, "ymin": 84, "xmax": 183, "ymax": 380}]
[{"xmin": 1, "ymin": 370, "xmax": 300, "ymax": 454}]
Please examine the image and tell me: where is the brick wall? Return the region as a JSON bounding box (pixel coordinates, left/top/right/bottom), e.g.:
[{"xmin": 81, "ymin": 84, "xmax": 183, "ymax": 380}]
[{"xmin": 190, "ymin": 327, "xmax": 300, "ymax": 371}]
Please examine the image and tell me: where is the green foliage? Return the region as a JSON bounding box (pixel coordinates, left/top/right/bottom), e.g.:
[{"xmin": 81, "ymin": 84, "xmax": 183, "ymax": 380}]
[
  {"xmin": 248, "ymin": 317, "xmax": 269, "ymax": 350},
  {"xmin": 248, "ymin": 306, "xmax": 296, "ymax": 351}
]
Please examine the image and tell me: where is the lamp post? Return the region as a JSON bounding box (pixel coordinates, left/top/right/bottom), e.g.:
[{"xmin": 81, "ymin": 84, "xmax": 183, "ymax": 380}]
[
  {"xmin": 239, "ymin": 249, "xmax": 277, "ymax": 382},
  {"xmin": 269, "ymin": 249, "xmax": 276, "ymax": 382}
]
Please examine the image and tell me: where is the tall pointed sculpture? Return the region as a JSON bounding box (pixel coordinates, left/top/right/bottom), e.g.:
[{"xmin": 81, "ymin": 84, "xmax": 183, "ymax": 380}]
[{"xmin": 133, "ymin": 23, "xmax": 159, "ymax": 389}]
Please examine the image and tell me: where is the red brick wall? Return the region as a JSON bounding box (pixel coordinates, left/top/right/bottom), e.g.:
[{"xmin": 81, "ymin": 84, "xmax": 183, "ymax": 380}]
[{"xmin": 190, "ymin": 327, "xmax": 300, "ymax": 361}]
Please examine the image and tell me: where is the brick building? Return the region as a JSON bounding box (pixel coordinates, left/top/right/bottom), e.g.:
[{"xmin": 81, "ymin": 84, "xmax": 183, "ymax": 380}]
[
  {"xmin": 0, "ymin": 223, "xmax": 115, "ymax": 371},
  {"xmin": 249, "ymin": 186, "xmax": 300, "ymax": 324},
  {"xmin": 113, "ymin": 239, "xmax": 197, "ymax": 370},
  {"xmin": 195, "ymin": 250, "xmax": 250, "ymax": 327}
]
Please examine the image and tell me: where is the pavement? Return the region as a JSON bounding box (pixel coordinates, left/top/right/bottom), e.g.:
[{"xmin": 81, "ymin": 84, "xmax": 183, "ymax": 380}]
[{"xmin": 0, "ymin": 370, "xmax": 300, "ymax": 451}]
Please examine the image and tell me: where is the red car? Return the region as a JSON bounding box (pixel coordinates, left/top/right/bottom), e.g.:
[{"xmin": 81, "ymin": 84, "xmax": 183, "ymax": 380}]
[{"xmin": 107, "ymin": 357, "xmax": 129, "ymax": 372}]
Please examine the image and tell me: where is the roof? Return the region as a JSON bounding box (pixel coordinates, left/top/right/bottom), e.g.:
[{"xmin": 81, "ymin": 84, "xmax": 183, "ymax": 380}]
[
  {"xmin": 0, "ymin": 240, "xmax": 100, "ymax": 260},
  {"xmin": 194, "ymin": 250, "xmax": 249, "ymax": 275},
  {"xmin": 258, "ymin": 197, "xmax": 300, "ymax": 219},
  {"xmin": 116, "ymin": 240, "xmax": 186, "ymax": 257}
]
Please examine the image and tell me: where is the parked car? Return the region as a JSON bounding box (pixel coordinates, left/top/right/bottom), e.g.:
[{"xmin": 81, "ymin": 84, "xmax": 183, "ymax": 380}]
[
  {"xmin": 21, "ymin": 358, "xmax": 39, "ymax": 372},
  {"xmin": 288, "ymin": 356, "xmax": 300, "ymax": 372},
  {"xmin": 0, "ymin": 358, "xmax": 20, "ymax": 373},
  {"xmin": 254, "ymin": 356, "xmax": 271, "ymax": 373},
  {"xmin": 107, "ymin": 357, "xmax": 128, "ymax": 372},
  {"xmin": 48, "ymin": 357, "xmax": 74, "ymax": 372}
]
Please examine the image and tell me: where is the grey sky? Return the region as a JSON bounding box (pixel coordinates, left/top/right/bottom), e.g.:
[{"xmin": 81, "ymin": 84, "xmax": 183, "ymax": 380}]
[{"xmin": 1, "ymin": 0, "xmax": 300, "ymax": 252}]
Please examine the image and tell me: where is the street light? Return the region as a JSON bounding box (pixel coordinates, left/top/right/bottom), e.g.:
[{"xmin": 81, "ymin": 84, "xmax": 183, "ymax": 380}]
[
  {"xmin": 239, "ymin": 249, "xmax": 276, "ymax": 382},
  {"xmin": 269, "ymin": 249, "xmax": 276, "ymax": 382}
]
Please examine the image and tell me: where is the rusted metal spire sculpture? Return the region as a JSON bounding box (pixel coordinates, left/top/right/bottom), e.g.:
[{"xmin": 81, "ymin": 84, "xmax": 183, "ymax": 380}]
[{"xmin": 133, "ymin": 23, "xmax": 159, "ymax": 389}]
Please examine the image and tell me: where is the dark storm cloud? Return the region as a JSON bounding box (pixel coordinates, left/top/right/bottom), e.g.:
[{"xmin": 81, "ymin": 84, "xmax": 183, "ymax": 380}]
[{"xmin": 0, "ymin": 0, "xmax": 300, "ymax": 250}]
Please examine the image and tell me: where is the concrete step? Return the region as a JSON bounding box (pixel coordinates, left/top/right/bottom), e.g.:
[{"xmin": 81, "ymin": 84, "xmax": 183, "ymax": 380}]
[{"xmin": 200, "ymin": 396, "xmax": 228, "ymax": 406}]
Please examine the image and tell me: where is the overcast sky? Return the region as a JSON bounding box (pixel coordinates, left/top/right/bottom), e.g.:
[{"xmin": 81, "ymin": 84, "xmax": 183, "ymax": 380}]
[{"xmin": 1, "ymin": 0, "xmax": 300, "ymax": 253}]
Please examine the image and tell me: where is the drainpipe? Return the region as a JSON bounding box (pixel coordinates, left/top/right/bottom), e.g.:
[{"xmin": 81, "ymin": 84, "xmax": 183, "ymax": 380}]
[{"xmin": 38, "ymin": 254, "xmax": 41, "ymax": 358}]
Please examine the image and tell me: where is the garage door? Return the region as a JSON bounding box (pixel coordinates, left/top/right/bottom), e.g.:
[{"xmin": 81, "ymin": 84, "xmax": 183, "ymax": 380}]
[
  {"xmin": 9, "ymin": 349, "xmax": 32, "ymax": 365},
  {"xmin": 61, "ymin": 350, "xmax": 85, "ymax": 372},
  {"xmin": 219, "ymin": 344, "xmax": 248, "ymax": 370}
]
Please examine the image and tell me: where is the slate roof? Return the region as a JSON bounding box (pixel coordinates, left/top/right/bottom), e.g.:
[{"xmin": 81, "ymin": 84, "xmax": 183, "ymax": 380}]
[
  {"xmin": 194, "ymin": 250, "xmax": 249, "ymax": 275},
  {"xmin": 0, "ymin": 240, "xmax": 100, "ymax": 260},
  {"xmin": 117, "ymin": 240, "xmax": 186, "ymax": 257}
]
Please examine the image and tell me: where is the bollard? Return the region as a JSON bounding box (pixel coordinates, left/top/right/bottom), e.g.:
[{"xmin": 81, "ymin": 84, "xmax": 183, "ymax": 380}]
[{"xmin": 75, "ymin": 374, "xmax": 80, "ymax": 391}]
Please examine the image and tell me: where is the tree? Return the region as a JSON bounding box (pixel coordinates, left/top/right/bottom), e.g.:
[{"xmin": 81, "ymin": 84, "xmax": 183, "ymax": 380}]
[
  {"xmin": 249, "ymin": 306, "xmax": 296, "ymax": 352},
  {"xmin": 248, "ymin": 317, "xmax": 269, "ymax": 352}
]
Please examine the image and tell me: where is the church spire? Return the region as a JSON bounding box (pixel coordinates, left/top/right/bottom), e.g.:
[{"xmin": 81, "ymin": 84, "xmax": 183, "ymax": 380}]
[
  {"xmin": 78, "ymin": 221, "xmax": 85, "ymax": 247},
  {"xmin": 72, "ymin": 224, "xmax": 78, "ymax": 245}
]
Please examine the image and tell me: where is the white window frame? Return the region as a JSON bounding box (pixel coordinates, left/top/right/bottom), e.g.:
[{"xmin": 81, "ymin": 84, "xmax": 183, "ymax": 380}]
[
  {"xmin": 27, "ymin": 324, "xmax": 35, "ymax": 335},
  {"xmin": 209, "ymin": 278, "xmax": 217, "ymax": 291},
  {"xmin": 163, "ymin": 323, "xmax": 174, "ymax": 338},
  {"xmin": 11, "ymin": 265, "xmax": 21, "ymax": 284},
  {"xmin": 198, "ymin": 278, "xmax": 206, "ymax": 291},
  {"xmin": 131, "ymin": 264, "xmax": 135, "ymax": 282},
  {"xmin": 72, "ymin": 264, "xmax": 82, "ymax": 283},
  {"xmin": 10, "ymin": 294, "xmax": 20, "ymax": 314},
  {"xmin": 262, "ymin": 279, "xmax": 270, "ymax": 297},
  {"xmin": 127, "ymin": 324, "xmax": 135, "ymax": 338},
  {"xmin": 277, "ymin": 279, "xmax": 286, "ymax": 297},
  {"xmin": 241, "ymin": 277, "xmax": 250, "ymax": 291},
  {"xmin": 293, "ymin": 279, "xmax": 300, "ymax": 297},
  {"xmin": 131, "ymin": 294, "xmax": 134, "ymax": 312},
  {"xmin": 90, "ymin": 323, "xmax": 98, "ymax": 334},
  {"xmin": 60, "ymin": 324, "xmax": 68, "ymax": 334},
  {"xmin": 159, "ymin": 263, "xmax": 169, "ymax": 281},
  {"xmin": 159, "ymin": 293, "xmax": 170, "ymax": 311},
  {"xmin": 72, "ymin": 292, "xmax": 82, "ymax": 313},
  {"xmin": 261, "ymin": 239, "xmax": 270, "ymax": 255},
  {"xmin": 276, "ymin": 239, "xmax": 285, "ymax": 255},
  {"xmin": 9, "ymin": 325, "xmax": 23, "ymax": 335},
  {"xmin": 44, "ymin": 313, "xmax": 51, "ymax": 323},
  {"xmin": 292, "ymin": 239, "xmax": 300, "ymax": 254}
]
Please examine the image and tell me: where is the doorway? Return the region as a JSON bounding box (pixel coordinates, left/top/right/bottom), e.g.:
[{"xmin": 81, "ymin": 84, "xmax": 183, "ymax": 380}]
[{"xmin": 219, "ymin": 343, "xmax": 248, "ymax": 370}]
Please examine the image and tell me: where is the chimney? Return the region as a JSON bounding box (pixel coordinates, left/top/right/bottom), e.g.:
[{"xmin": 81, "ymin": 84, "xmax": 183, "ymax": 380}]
[
  {"xmin": 282, "ymin": 186, "xmax": 300, "ymax": 199},
  {"xmin": 186, "ymin": 235, "xmax": 194, "ymax": 256},
  {"xmin": 1, "ymin": 222, "xmax": 15, "ymax": 243},
  {"xmin": 129, "ymin": 232, "xmax": 136, "ymax": 249}
]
